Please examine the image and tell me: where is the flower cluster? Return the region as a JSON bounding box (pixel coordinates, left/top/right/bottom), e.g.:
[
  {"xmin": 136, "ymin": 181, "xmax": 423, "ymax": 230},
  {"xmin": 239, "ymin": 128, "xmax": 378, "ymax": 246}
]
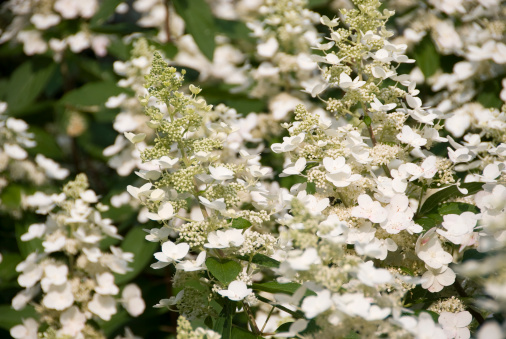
[{"xmin": 11, "ymin": 174, "xmax": 144, "ymax": 338}]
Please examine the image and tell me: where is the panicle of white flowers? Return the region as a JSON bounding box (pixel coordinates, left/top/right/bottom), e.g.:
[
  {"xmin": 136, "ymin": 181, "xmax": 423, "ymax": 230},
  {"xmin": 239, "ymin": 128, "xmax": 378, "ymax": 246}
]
[
  {"xmin": 126, "ymin": 52, "xmax": 278, "ymax": 325},
  {"xmin": 0, "ymin": 102, "xmax": 69, "ymax": 216},
  {"xmin": 0, "ymin": 0, "xmax": 111, "ymax": 60},
  {"xmin": 11, "ymin": 174, "xmax": 144, "ymax": 339}
]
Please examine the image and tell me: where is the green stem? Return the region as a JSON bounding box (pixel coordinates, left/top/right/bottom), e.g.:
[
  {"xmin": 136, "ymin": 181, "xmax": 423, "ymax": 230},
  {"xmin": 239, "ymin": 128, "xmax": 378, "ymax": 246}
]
[{"xmin": 256, "ymin": 295, "xmax": 304, "ymax": 319}]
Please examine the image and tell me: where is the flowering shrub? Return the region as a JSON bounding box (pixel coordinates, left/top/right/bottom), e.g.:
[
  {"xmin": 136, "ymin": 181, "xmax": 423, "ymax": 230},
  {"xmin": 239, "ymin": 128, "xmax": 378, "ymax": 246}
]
[{"xmin": 0, "ymin": 0, "xmax": 505, "ymax": 338}]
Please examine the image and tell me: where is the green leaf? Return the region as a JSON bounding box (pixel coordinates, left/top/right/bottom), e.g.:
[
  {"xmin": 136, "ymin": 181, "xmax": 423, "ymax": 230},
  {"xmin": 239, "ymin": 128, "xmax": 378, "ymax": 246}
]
[
  {"xmin": 363, "ymin": 115, "xmax": 372, "ymax": 126},
  {"xmin": 231, "ymin": 218, "xmax": 251, "ymax": 229},
  {"xmin": 5, "ymin": 60, "xmax": 56, "ymax": 114},
  {"xmin": 413, "ymin": 36, "xmax": 440, "ymax": 78},
  {"xmin": 114, "ymin": 227, "xmax": 158, "ymax": 285},
  {"xmin": 0, "ymin": 252, "xmax": 22, "ymax": 283},
  {"xmin": 205, "ymin": 257, "xmax": 242, "ymax": 285},
  {"xmin": 214, "ymin": 19, "xmax": 254, "ymax": 43},
  {"xmin": 344, "ymin": 330, "xmax": 361, "ymax": 339},
  {"xmin": 417, "ymin": 182, "xmax": 484, "ymax": 216},
  {"xmin": 231, "ymin": 327, "xmax": 263, "ymax": 339},
  {"xmin": 437, "ymin": 202, "xmax": 480, "ymax": 215},
  {"xmin": 0, "ymin": 184, "xmax": 22, "ymax": 210},
  {"xmin": 173, "ymin": 0, "xmax": 216, "ymax": 60},
  {"xmin": 90, "ymin": 0, "xmax": 123, "ymax": 26},
  {"xmin": 28, "ymin": 126, "xmax": 65, "ymax": 160},
  {"xmin": 236, "ymin": 254, "xmax": 280, "ymax": 268},
  {"xmin": 252, "ymin": 282, "xmax": 316, "ymax": 296},
  {"xmin": 0, "ymin": 305, "xmax": 37, "ymax": 330},
  {"xmin": 308, "ymin": 0, "xmax": 330, "ymax": 7},
  {"xmin": 59, "ymin": 81, "xmax": 125, "ymax": 108},
  {"xmin": 214, "ymin": 299, "xmax": 236, "ymax": 339}
]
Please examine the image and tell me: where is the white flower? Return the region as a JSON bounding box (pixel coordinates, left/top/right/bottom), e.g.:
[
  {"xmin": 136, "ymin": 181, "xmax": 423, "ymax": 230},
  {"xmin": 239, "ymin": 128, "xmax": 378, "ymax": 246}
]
[
  {"xmin": 4, "ymin": 143, "xmax": 27, "ymax": 160},
  {"xmin": 338, "ymin": 73, "xmax": 366, "ymax": 90},
  {"xmin": 10, "ymin": 318, "xmax": 38, "ymax": 339},
  {"xmin": 301, "ymin": 289, "xmax": 332, "ymax": 318},
  {"xmin": 144, "ymin": 227, "xmax": 171, "ymax": 242},
  {"xmin": 121, "ymin": 284, "xmax": 145, "ymax": 317},
  {"xmin": 275, "ymin": 319, "xmax": 309, "ymax": 338},
  {"xmin": 357, "ymin": 261, "xmax": 392, "ymax": 287},
  {"xmin": 41, "ymin": 264, "xmax": 68, "ymax": 292},
  {"xmin": 218, "ymin": 280, "xmax": 252, "ymax": 301},
  {"xmin": 204, "ymin": 229, "xmax": 245, "ymax": 249},
  {"xmin": 416, "ymin": 231, "xmax": 453, "ymax": 269},
  {"xmin": 437, "ymin": 212, "xmax": 479, "ymax": 245},
  {"xmin": 59, "ymin": 306, "xmax": 86, "ymax": 337},
  {"xmin": 257, "ymin": 37, "xmax": 279, "ymax": 58},
  {"xmin": 415, "ymin": 312, "xmax": 447, "ymax": 339},
  {"xmin": 421, "ymin": 266, "xmax": 456, "ymax": 292},
  {"xmin": 155, "ymin": 156, "xmax": 179, "ymax": 169},
  {"xmin": 126, "ymin": 183, "xmax": 152, "ymax": 200},
  {"xmin": 199, "ymin": 196, "xmax": 226, "ymax": 211},
  {"xmin": 438, "ymin": 311, "xmax": 472, "ymax": 339},
  {"xmin": 323, "ymin": 157, "xmax": 362, "ymax": 187},
  {"xmin": 209, "ymin": 165, "xmax": 234, "ymax": 181},
  {"xmin": 42, "ymin": 282, "xmax": 74, "ymax": 310},
  {"xmin": 355, "ymin": 237, "xmax": 397, "ymax": 260},
  {"xmin": 447, "ymin": 147, "xmax": 474, "ymax": 163},
  {"xmin": 370, "ymin": 97, "xmax": 396, "ymax": 112},
  {"xmin": 16, "ymin": 253, "xmax": 43, "ymax": 288},
  {"xmin": 11, "ymin": 286, "xmax": 40, "ymax": 310},
  {"xmin": 20, "ymin": 223, "xmax": 47, "ymax": 241},
  {"xmin": 397, "ymin": 126, "xmax": 427, "ymax": 148},
  {"xmin": 380, "ymin": 194, "xmax": 419, "ymax": 234},
  {"xmin": 285, "ymin": 248, "xmax": 321, "ymax": 271},
  {"xmin": 404, "ymin": 156, "xmax": 438, "ymax": 181},
  {"xmin": 35, "ymin": 154, "xmax": 70, "ymax": 180},
  {"xmin": 281, "ymin": 158, "xmax": 306, "ymax": 176},
  {"xmin": 332, "ymin": 292, "xmax": 371, "ymax": 318},
  {"xmin": 297, "ymin": 192, "xmax": 330, "ymax": 215},
  {"xmin": 152, "ymin": 241, "xmax": 190, "ymax": 269},
  {"xmin": 146, "ymin": 202, "xmax": 174, "ymax": 221},
  {"xmin": 176, "ymin": 251, "xmax": 207, "ymax": 272},
  {"xmin": 352, "ymin": 194, "xmax": 388, "ymax": 223},
  {"xmin": 88, "ymin": 294, "xmax": 117, "ymax": 321},
  {"xmin": 95, "ymin": 272, "xmax": 119, "ymax": 295},
  {"xmin": 271, "ymin": 133, "xmax": 305, "ymax": 153},
  {"xmin": 124, "ymin": 132, "xmax": 146, "ymax": 143}
]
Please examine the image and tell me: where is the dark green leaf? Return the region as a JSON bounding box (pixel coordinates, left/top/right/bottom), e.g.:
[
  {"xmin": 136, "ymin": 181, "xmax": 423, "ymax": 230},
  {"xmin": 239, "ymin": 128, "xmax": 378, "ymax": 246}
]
[
  {"xmin": 0, "ymin": 252, "xmax": 22, "ymax": 283},
  {"xmin": 59, "ymin": 81, "xmax": 125, "ymax": 108},
  {"xmin": 231, "ymin": 327, "xmax": 263, "ymax": 339},
  {"xmin": 413, "ymin": 36, "xmax": 440, "ymax": 78},
  {"xmin": 252, "ymin": 282, "xmax": 316, "ymax": 296},
  {"xmin": 5, "ymin": 60, "xmax": 56, "ymax": 114},
  {"xmin": 0, "ymin": 185, "xmax": 22, "ymax": 210},
  {"xmin": 236, "ymin": 254, "xmax": 280, "ymax": 268},
  {"xmin": 215, "ymin": 19, "xmax": 254, "ymax": 42},
  {"xmin": 90, "ymin": 0, "xmax": 123, "ymax": 26},
  {"xmin": 173, "ymin": 0, "xmax": 216, "ymax": 60},
  {"xmin": 206, "ymin": 257, "xmax": 242, "ymax": 285},
  {"xmin": 437, "ymin": 202, "xmax": 480, "ymax": 215},
  {"xmin": 231, "ymin": 218, "xmax": 251, "ymax": 229},
  {"xmin": 308, "ymin": 0, "xmax": 330, "ymax": 7},
  {"xmin": 29, "ymin": 126, "xmax": 65, "ymax": 160},
  {"xmin": 115, "ymin": 227, "xmax": 158, "ymax": 285},
  {"xmin": 417, "ymin": 182, "xmax": 484, "ymax": 216},
  {"xmin": 0, "ymin": 305, "xmax": 37, "ymax": 330},
  {"xmin": 214, "ymin": 299, "xmax": 236, "ymax": 339}
]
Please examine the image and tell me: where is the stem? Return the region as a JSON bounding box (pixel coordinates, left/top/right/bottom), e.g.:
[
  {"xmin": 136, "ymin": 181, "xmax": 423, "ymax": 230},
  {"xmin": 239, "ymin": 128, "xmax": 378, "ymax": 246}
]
[
  {"xmin": 415, "ymin": 185, "xmax": 426, "ymax": 217},
  {"xmin": 164, "ymin": 0, "xmax": 172, "ymax": 43},
  {"xmin": 174, "ymin": 214, "xmax": 195, "ymax": 223},
  {"xmin": 243, "ymin": 303, "xmax": 261, "ymax": 335},
  {"xmin": 256, "ymin": 295, "xmax": 304, "ymax": 319},
  {"xmin": 261, "ymin": 306, "xmax": 276, "ymax": 333}
]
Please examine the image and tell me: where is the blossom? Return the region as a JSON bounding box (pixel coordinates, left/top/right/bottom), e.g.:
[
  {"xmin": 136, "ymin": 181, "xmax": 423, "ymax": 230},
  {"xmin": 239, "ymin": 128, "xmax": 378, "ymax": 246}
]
[
  {"xmin": 421, "ymin": 266, "xmax": 456, "ymax": 292},
  {"xmin": 416, "ymin": 233, "xmax": 453, "ymax": 269},
  {"xmin": 370, "ymin": 97, "xmax": 397, "ymax": 112},
  {"xmin": 438, "ymin": 311, "xmax": 472, "ymax": 339},
  {"xmin": 10, "ymin": 318, "xmax": 39, "ymax": 339},
  {"xmin": 415, "ymin": 312, "xmax": 447, "ymax": 339},
  {"xmin": 121, "ymin": 284, "xmax": 145, "ymax": 317},
  {"xmin": 271, "ymin": 133, "xmax": 305, "ymax": 153},
  {"xmin": 204, "ymin": 229, "xmax": 245, "ymax": 249},
  {"xmin": 95, "ymin": 272, "xmax": 119, "ymax": 295},
  {"xmin": 40, "ymin": 264, "xmax": 68, "ymax": 292},
  {"xmin": 152, "ymin": 241, "xmax": 190, "ymax": 268},
  {"xmin": 396, "ymin": 125, "xmax": 427, "ymax": 148},
  {"xmin": 281, "ymin": 158, "xmax": 307, "ymax": 176},
  {"xmin": 404, "ymin": 156, "xmax": 438, "ymax": 181},
  {"xmin": 437, "ymin": 212, "xmax": 479, "ymax": 245},
  {"xmin": 218, "ymin": 280, "xmax": 252, "ymax": 301},
  {"xmin": 176, "ymin": 251, "xmax": 207, "ymax": 272},
  {"xmin": 146, "ymin": 202, "xmax": 174, "ymax": 221},
  {"xmin": 357, "ymin": 261, "xmax": 392, "ymax": 287},
  {"xmin": 88, "ymin": 293, "xmax": 117, "ymax": 321},
  {"xmin": 338, "ymin": 73, "xmax": 366, "ymax": 90},
  {"xmin": 352, "ymin": 194, "xmax": 388, "ymax": 223},
  {"xmin": 42, "ymin": 282, "xmax": 74, "ymax": 310},
  {"xmin": 199, "ymin": 196, "xmax": 226, "ymax": 211},
  {"xmin": 35, "ymin": 154, "xmax": 70, "ymax": 180},
  {"xmin": 301, "ymin": 290, "xmax": 332, "ymax": 318},
  {"xmin": 209, "ymin": 165, "xmax": 234, "ymax": 181},
  {"xmin": 59, "ymin": 306, "xmax": 86, "ymax": 337}
]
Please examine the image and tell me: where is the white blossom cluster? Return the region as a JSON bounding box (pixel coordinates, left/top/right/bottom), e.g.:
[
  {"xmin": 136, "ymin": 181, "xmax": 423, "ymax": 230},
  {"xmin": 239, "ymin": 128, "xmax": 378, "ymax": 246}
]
[
  {"xmin": 0, "ymin": 102, "xmax": 69, "ymax": 216},
  {"xmin": 11, "ymin": 174, "xmax": 144, "ymax": 339},
  {"xmin": 126, "ymin": 0, "xmax": 506, "ymax": 338},
  {"xmin": 0, "ymin": 0, "xmax": 113, "ymax": 60}
]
